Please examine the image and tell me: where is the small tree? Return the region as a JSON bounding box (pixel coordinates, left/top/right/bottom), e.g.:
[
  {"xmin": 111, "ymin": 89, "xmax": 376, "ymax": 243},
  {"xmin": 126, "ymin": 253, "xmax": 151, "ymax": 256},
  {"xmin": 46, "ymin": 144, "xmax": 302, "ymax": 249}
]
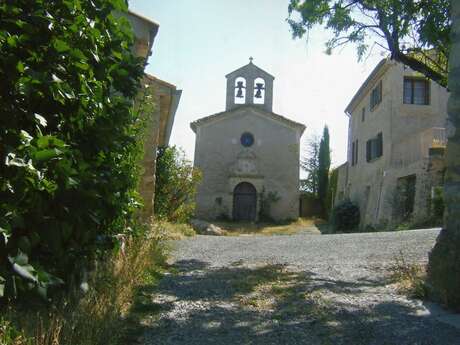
[
  {"xmin": 154, "ymin": 146, "xmax": 201, "ymax": 223},
  {"xmin": 301, "ymin": 134, "xmax": 320, "ymax": 196}
]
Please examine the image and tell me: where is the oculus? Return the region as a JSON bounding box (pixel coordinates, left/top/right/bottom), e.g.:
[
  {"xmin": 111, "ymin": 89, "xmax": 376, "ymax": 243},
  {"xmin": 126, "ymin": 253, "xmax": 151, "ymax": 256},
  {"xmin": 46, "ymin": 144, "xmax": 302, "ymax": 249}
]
[{"xmin": 240, "ymin": 132, "xmax": 254, "ymax": 147}]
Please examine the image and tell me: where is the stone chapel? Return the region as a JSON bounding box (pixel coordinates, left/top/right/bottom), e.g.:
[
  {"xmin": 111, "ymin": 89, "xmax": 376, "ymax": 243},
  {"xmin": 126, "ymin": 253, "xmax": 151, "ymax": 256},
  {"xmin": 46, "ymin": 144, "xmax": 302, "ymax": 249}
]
[{"xmin": 191, "ymin": 59, "xmax": 305, "ymax": 222}]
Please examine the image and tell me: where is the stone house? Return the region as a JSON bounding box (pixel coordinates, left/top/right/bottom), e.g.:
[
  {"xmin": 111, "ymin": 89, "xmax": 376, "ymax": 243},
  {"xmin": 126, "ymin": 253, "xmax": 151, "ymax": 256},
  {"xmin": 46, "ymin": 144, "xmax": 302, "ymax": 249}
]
[
  {"xmin": 191, "ymin": 60, "xmax": 305, "ymax": 222},
  {"xmin": 335, "ymin": 58, "xmax": 448, "ymax": 227},
  {"xmin": 126, "ymin": 11, "xmax": 182, "ymax": 220}
]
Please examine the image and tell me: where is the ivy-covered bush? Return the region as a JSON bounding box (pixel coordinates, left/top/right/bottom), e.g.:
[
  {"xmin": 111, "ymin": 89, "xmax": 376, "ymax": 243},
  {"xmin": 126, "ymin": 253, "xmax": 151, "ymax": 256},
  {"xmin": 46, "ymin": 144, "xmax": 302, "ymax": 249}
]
[
  {"xmin": 431, "ymin": 186, "xmax": 445, "ymax": 222},
  {"xmin": 331, "ymin": 199, "xmax": 360, "ymax": 233},
  {"xmin": 0, "ymin": 0, "xmax": 145, "ymax": 300}
]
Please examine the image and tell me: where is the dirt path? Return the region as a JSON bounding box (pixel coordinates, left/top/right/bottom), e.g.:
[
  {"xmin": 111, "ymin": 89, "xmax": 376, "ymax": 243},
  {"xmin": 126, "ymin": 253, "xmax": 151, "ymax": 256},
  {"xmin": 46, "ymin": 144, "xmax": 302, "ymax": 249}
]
[{"xmin": 142, "ymin": 229, "xmax": 460, "ymax": 344}]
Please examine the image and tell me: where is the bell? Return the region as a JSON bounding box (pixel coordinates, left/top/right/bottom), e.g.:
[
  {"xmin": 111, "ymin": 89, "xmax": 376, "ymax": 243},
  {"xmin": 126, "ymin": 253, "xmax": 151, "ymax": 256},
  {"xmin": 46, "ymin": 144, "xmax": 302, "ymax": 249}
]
[
  {"xmin": 236, "ymin": 81, "xmax": 245, "ymax": 98},
  {"xmin": 254, "ymin": 83, "xmax": 265, "ymax": 98}
]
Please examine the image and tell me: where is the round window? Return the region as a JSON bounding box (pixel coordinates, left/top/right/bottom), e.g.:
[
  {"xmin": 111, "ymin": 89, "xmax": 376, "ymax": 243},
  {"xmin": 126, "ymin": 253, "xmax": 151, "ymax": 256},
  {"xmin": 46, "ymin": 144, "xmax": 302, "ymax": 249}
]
[{"xmin": 240, "ymin": 132, "xmax": 254, "ymax": 147}]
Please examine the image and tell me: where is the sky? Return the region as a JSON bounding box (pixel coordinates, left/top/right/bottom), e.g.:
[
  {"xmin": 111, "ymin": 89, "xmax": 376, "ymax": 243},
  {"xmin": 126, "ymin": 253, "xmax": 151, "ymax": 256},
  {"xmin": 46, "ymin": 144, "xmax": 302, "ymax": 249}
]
[{"xmin": 130, "ymin": 0, "xmax": 387, "ymax": 168}]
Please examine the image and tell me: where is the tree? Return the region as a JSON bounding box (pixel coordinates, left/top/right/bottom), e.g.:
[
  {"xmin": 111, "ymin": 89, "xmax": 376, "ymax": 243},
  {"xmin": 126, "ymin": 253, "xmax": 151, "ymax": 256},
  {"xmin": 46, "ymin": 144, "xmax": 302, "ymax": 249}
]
[
  {"xmin": 318, "ymin": 126, "xmax": 331, "ymax": 208},
  {"xmin": 427, "ymin": 3, "xmax": 460, "ymax": 311},
  {"xmin": 287, "ymin": 0, "xmax": 450, "ymax": 87},
  {"xmin": 0, "ymin": 0, "xmax": 144, "ymax": 299},
  {"xmin": 300, "ymin": 134, "xmax": 320, "ymax": 195},
  {"xmin": 154, "ymin": 146, "xmax": 202, "ymax": 223}
]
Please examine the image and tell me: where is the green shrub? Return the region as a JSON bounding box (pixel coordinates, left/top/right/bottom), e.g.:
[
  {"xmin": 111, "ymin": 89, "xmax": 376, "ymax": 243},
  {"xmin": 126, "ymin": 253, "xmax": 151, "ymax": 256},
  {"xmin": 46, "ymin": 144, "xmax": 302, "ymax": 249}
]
[
  {"xmin": 1, "ymin": 224, "xmax": 169, "ymax": 345},
  {"xmin": 431, "ymin": 186, "xmax": 445, "ymax": 222},
  {"xmin": 154, "ymin": 146, "xmax": 202, "ymax": 223},
  {"xmin": 0, "ymin": 0, "xmax": 145, "ymax": 300},
  {"xmin": 331, "ymin": 199, "xmax": 360, "ymax": 233}
]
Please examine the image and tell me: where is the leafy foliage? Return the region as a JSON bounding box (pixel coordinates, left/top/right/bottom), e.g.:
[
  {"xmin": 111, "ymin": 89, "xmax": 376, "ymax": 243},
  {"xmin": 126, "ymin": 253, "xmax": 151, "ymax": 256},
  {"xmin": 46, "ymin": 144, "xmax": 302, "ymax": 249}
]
[
  {"xmin": 0, "ymin": 0, "xmax": 145, "ymax": 300},
  {"xmin": 154, "ymin": 146, "xmax": 202, "ymax": 223},
  {"xmin": 300, "ymin": 134, "xmax": 320, "ymax": 195},
  {"xmin": 430, "ymin": 186, "xmax": 445, "ymax": 222},
  {"xmin": 287, "ymin": 0, "xmax": 450, "ymax": 87},
  {"xmin": 331, "ymin": 199, "xmax": 360, "ymax": 232},
  {"xmin": 301, "ymin": 127, "xmax": 330, "ymax": 216}
]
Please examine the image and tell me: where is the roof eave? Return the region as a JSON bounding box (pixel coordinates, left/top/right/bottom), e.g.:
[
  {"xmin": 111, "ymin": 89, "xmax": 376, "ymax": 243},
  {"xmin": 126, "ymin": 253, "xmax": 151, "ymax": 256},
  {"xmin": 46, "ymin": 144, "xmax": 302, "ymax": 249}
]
[
  {"xmin": 190, "ymin": 105, "xmax": 304, "ymax": 133},
  {"xmin": 344, "ymin": 58, "xmax": 390, "ymax": 115},
  {"xmin": 225, "ymin": 63, "xmax": 275, "ymax": 80}
]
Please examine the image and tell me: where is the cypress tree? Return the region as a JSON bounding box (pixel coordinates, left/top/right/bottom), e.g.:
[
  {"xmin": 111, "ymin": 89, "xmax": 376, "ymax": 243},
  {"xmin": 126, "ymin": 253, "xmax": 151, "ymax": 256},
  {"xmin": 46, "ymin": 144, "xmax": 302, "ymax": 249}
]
[{"xmin": 318, "ymin": 126, "xmax": 331, "ymax": 209}]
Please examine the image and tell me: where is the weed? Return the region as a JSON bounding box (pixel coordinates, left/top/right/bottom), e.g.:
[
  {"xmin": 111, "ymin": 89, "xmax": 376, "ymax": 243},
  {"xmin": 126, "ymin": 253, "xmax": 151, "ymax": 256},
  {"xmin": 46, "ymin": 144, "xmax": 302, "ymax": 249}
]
[
  {"xmin": 0, "ymin": 222, "xmax": 173, "ymax": 345},
  {"xmin": 389, "ymin": 252, "xmax": 427, "ymax": 299}
]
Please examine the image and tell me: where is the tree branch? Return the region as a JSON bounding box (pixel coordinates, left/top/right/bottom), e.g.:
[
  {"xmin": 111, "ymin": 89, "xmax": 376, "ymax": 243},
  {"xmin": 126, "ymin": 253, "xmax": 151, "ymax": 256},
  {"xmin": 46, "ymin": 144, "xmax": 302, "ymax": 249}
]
[{"xmin": 394, "ymin": 51, "xmax": 447, "ymax": 87}]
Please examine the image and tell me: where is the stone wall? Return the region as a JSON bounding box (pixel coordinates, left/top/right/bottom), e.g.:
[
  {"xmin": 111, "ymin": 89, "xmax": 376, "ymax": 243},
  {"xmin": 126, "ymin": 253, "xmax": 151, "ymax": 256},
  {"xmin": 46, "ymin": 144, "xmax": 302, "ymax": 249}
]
[
  {"xmin": 337, "ymin": 60, "xmax": 448, "ymax": 227},
  {"xmin": 193, "ymin": 106, "xmax": 303, "ymax": 221},
  {"xmin": 138, "ymin": 75, "xmax": 181, "ymax": 222}
]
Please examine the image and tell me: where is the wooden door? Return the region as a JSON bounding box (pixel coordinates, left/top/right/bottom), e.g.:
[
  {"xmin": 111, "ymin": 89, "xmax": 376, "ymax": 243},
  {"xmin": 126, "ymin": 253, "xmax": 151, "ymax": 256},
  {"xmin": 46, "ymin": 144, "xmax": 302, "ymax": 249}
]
[{"xmin": 233, "ymin": 182, "xmax": 257, "ymax": 221}]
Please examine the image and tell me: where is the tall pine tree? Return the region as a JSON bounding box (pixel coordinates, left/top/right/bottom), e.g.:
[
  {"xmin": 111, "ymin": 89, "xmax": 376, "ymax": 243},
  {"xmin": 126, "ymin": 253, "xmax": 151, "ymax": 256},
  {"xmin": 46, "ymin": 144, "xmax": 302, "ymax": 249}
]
[{"xmin": 318, "ymin": 126, "xmax": 331, "ymax": 208}]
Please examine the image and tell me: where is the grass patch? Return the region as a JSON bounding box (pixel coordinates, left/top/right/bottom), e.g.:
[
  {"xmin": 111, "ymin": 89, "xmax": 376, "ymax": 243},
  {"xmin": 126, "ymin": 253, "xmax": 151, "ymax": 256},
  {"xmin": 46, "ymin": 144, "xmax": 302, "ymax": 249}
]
[
  {"xmin": 156, "ymin": 221, "xmax": 196, "ymax": 240},
  {"xmin": 389, "ymin": 252, "xmax": 428, "ymax": 299},
  {"xmin": 216, "ymin": 217, "xmax": 320, "ymax": 236},
  {"xmin": 0, "ymin": 222, "xmax": 180, "ymax": 345}
]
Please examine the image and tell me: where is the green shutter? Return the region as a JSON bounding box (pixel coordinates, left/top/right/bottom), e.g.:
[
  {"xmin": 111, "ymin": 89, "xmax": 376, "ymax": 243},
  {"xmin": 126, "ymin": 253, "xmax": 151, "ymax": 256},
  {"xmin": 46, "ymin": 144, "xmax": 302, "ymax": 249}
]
[
  {"xmin": 356, "ymin": 139, "xmax": 359, "ymax": 164},
  {"xmin": 366, "ymin": 140, "xmax": 371, "ymax": 162}
]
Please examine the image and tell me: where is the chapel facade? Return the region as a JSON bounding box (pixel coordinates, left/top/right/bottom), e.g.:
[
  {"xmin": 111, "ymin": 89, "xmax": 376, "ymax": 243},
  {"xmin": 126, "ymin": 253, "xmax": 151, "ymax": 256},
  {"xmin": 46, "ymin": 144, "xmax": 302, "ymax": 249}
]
[{"xmin": 191, "ymin": 60, "xmax": 305, "ymax": 222}]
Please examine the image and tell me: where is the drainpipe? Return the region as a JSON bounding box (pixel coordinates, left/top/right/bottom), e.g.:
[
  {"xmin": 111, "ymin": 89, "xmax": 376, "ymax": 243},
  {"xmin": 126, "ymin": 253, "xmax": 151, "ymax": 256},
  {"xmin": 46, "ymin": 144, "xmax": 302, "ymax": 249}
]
[
  {"xmin": 375, "ymin": 170, "xmax": 386, "ymax": 223},
  {"xmin": 344, "ymin": 110, "xmax": 352, "ymax": 191}
]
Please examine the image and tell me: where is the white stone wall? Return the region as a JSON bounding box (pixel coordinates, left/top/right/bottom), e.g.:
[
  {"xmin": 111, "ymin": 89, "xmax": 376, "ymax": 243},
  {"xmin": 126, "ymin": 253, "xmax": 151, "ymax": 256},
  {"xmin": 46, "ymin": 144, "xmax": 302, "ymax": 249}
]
[{"xmin": 193, "ymin": 107, "xmax": 302, "ymax": 221}]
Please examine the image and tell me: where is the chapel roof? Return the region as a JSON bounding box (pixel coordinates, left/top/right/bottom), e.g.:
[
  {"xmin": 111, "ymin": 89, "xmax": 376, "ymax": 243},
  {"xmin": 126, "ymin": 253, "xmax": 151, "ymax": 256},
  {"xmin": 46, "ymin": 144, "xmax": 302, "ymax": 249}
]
[
  {"xmin": 225, "ymin": 60, "xmax": 275, "ymax": 80},
  {"xmin": 190, "ymin": 104, "xmax": 306, "ymax": 133}
]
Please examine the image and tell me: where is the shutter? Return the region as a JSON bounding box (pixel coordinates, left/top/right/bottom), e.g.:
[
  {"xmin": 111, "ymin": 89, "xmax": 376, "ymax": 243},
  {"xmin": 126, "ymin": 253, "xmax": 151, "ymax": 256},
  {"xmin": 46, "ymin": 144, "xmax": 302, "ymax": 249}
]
[
  {"xmin": 370, "ymin": 91, "xmax": 374, "ymax": 110},
  {"xmin": 377, "ymin": 133, "xmax": 383, "ymax": 157},
  {"xmin": 355, "ymin": 139, "xmax": 359, "ymax": 164},
  {"xmin": 351, "ymin": 141, "xmax": 355, "ymax": 166},
  {"xmin": 366, "ymin": 140, "xmax": 371, "ymax": 162}
]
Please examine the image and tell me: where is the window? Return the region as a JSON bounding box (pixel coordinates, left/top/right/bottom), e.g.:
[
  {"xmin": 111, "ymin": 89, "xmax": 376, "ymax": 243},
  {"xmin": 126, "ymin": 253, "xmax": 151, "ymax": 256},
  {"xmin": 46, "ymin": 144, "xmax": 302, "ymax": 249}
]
[
  {"xmin": 351, "ymin": 139, "xmax": 359, "ymax": 166},
  {"xmin": 361, "ymin": 108, "xmax": 365, "ymax": 122},
  {"xmin": 366, "ymin": 133, "xmax": 383, "ymax": 162},
  {"xmin": 370, "ymin": 80, "xmax": 382, "ymax": 110},
  {"xmin": 403, "ymin": 77, "xmax": 430, "ymax": 105},
  {"xmin": 240, "ymin": 132, "xmax": 254, "ymax": 147}
]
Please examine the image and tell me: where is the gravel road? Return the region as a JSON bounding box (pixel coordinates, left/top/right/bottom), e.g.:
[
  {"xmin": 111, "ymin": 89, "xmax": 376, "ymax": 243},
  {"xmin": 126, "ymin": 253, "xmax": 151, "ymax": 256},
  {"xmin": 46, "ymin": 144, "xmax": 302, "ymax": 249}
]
[{"xmin": 143, "ymin": 228, "xmax": 460, "ymax": 345}]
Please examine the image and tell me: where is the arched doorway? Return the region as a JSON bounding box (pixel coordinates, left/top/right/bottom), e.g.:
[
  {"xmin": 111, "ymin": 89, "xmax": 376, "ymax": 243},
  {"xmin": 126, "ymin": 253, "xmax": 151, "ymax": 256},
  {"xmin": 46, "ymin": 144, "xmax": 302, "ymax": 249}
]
[{"xmin": 233, "ymin": 182, "xmax": 257, "ymax": 221}]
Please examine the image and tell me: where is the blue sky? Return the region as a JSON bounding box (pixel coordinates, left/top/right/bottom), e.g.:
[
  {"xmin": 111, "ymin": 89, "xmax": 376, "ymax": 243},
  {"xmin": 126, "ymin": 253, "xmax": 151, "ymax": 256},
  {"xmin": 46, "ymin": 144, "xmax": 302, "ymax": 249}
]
[{"xmin": 129, "ymin": 0, "xmax": 386, "ymax": 167}]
